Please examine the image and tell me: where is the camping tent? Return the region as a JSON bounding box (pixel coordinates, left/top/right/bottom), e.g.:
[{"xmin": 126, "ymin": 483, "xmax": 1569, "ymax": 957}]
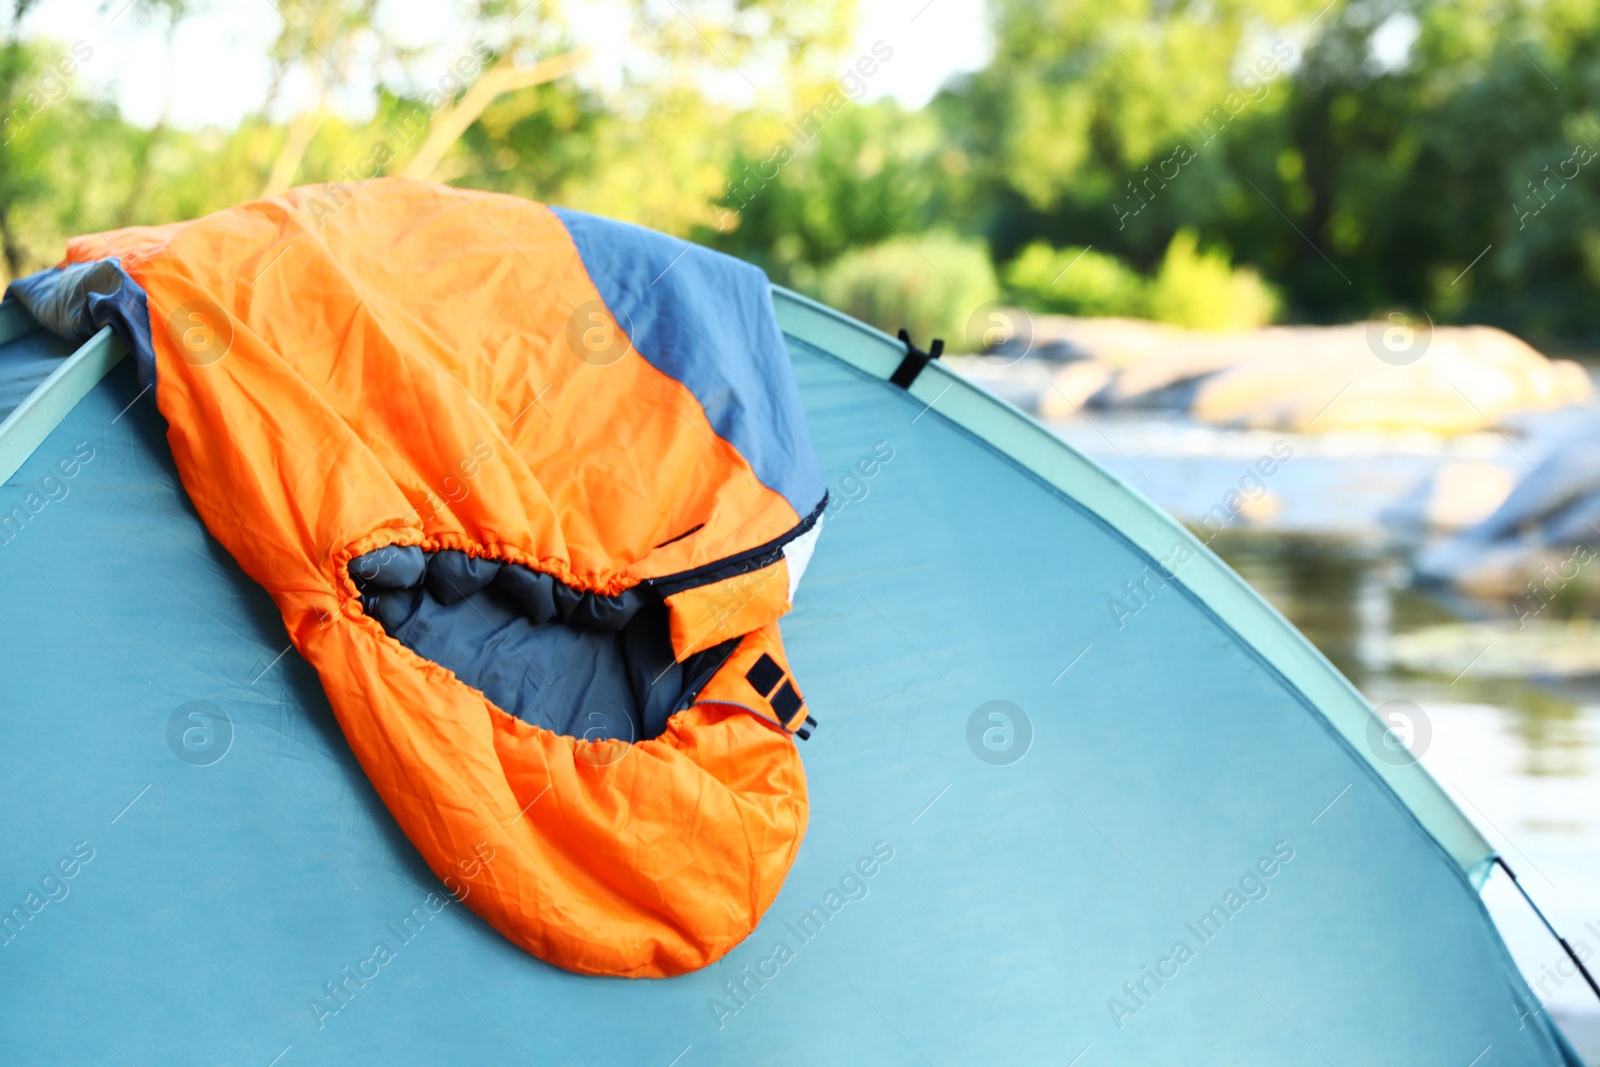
[{"xmin": 0, "ymin": 287, "xmax": 1586, "ymax": 1064}]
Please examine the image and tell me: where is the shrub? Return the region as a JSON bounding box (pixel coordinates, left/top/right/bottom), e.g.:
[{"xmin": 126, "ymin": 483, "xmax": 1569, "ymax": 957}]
[
  {"xmin": 812, "ymin": 232, "xmax": 1000, "ymax": 352},
  {"xmin": 1003, "ymin": 241, "xmax": 1149, "ymax": 318},
  {"xmin": 1002, "ymin": 231, "xmax": 1280, "ymax": 331},
  {"xmin": 1145, "ymin": 229, "xmax": 1279, "ymax": 331}
]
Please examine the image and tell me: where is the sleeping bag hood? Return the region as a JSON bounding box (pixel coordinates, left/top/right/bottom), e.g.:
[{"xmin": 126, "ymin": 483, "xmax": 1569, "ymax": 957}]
[{"xmin": 10, "ymin": 177, "xmax": 826, "ymax": 977}]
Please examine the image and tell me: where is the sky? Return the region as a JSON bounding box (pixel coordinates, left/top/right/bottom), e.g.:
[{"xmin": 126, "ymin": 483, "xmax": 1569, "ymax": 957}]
[{"xmin": 20, "ymin": 0, "xmax": 991, "ymax": 131}]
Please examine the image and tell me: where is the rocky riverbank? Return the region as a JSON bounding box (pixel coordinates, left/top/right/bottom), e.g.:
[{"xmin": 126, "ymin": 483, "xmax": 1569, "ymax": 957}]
[{"xmin": 951, "ymin": 313, "xmax": 1600, "ymax": 605}]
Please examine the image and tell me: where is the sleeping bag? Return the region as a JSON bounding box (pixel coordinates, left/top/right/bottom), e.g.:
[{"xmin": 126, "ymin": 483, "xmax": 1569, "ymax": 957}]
[{"xmin": 8, "ymin": 177, "xmax": 826, "ymax": 977}]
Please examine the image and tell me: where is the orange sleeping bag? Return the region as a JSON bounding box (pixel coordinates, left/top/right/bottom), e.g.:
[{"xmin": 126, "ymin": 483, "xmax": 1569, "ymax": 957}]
[{"xmin": 39, "ymin": 178, "xmax": 827, "ymax": 976}]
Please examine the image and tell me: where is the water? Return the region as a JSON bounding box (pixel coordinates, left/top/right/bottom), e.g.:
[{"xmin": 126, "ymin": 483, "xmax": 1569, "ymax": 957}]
[{"xmin": 1048, "ymin": 411, "xmax": 1600, "ymax": 1059}]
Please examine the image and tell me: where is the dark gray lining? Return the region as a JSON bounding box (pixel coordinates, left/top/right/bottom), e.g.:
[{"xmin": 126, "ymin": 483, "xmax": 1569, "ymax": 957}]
[{"xmin": 351, "ymin": 546, "xmax": 735, "ymax": 741}]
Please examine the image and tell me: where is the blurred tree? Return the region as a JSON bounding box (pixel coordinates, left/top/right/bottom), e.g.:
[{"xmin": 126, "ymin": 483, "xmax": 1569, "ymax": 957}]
[
  {"xmin": 114, "ymin": 0, "xmax": 196, "ymax": 225},
  {"xmin": 0, "ymin": 0, "xmax": 46, "ymax": 276},
  {"xmin": 934, "ymin": 0, "xmax": 1600, "ymax": 338},
  {"xmin": 9, "ymin": 0, "xmax": 1600, "ymax": 343},
  {"xmin": 420, "ymin": 0, "xmax": 859, "ymax": 230},
  {"xmin": 701, "ymin": 100, "xmax": 954, "ymax": 284},
  {"xmin": 935, "ymin": 0, "xmax": 1323, "ymax": 258},
  {"xmin": 0, "ymin": 1, "xmax": 162, "ymax": 280},
  {"xmin": 398, "ymin": 49, "xmax": 583, "ymax": 182},
  {"xmin": 1265, "ymin": 0, "xmax": 1600, "ymax": 336},
  {"xmin": 260, "ymin": 0, "xmax": 379, "ymax": 195}
]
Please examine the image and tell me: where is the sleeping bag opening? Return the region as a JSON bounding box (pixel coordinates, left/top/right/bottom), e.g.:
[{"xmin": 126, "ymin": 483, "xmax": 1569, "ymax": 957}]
[{"xmin": 350, "ymin": 545, "xmax": 738, "ymax": 742}]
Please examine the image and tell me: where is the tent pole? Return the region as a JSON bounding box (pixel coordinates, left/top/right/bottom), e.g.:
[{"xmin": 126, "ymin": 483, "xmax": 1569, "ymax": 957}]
[{"xmin": 1494, "ymin": 856, "xmax": 1600, "ymax": 1006}]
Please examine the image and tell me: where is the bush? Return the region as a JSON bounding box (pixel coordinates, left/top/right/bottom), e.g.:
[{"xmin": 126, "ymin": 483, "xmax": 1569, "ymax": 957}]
[
  {"xmin": 1146, "ymin": 229, "xmax": 1279, "ymax": 331},
  {"xmin": 1003, "ymin": 241, "xmax": 1150, "ymax": 318},
  {"xmin": 1002, "ymin": 231, "xmax": 1280, "ymax": 331},
  {"xmin": 812, "ymin": 232, "xmax": 1000, "ymax": 352}
]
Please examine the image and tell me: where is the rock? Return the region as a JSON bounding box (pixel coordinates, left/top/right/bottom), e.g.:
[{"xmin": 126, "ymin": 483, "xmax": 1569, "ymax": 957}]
[
  {"xmin": 1182, "ymin": 324, "xmax": 1589, "ymax": 433},
  {"xmin": 1038, "ymin": 361, "xmax": 1115, "ymax": 419},
  {"xmin": 1382, "ymin": 461, "xmax": 1519, "ymax": 534},
  {"xmin": 1415, "ymin": 411, "xmax": 1600, "ymax": 592},
  {"xmin": 941, "ymin": 355, "xmax": 1060, "ymax": 413},
  {"xmin": 977, "ymin": 313, "xmax": 1591, "ymax": 435},
  {"xmin": 994, "ymin": 315, "xmax": 1185, "ymax": 367}
]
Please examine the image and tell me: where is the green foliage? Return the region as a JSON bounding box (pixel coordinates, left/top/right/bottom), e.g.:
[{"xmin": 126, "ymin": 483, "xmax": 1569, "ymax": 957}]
[
  {"xmin": 0, "ymin": 0, "xmax": 861, "ymax": 283},
  {"xmin": 1146, "ymin": 229, "xmax": 1279, "ymax": 330},
  {"xmin": 1003, "ymin": 242, "xmax": 1147, "ymax": 318},
  {"xmin": 8, "ymin": 0, "xmax": 1600, "ymax": 342},
  {"xmin": 1004, "ymin": 231, "xmax": 1278, "ymax": 329},
  {"xmin": 701, "ymin": 99, "xmax": 956, "ymax": 285},
  {"xmin": 812, "ymin": 232, "xmax": 999, "ymax": 352},
  {"xmin": 934, "ymin": 0, "xmax": 1600, "ymax": 338},
  {"xmin": 0, "ymin": 34, "xmax": 142, "ymax": 279}
]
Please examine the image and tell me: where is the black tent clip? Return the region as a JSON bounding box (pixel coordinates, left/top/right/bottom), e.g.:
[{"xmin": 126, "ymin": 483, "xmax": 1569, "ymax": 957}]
[{"xmin": 890, "ymin": 328, "xmax": 944, "ymax": 390}]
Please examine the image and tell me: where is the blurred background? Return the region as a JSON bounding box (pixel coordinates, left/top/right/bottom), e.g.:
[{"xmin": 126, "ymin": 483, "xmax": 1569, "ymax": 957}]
[{"xmin": 3, "ymin": 0, "xmax": 1598, "ymax": 1056}]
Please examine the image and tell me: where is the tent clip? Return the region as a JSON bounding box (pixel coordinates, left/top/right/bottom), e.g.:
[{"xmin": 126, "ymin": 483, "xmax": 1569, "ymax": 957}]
[
  {"xmin": 1495, "ymin": 856, "xmax": 1600, "ymax": 1007},
  {"xmin": 890, "ymin": 329, "xmax": 944, "ymax": 389}
]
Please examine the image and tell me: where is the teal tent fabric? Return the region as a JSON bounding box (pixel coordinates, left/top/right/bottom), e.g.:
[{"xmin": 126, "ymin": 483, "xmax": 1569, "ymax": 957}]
[
  {"xmin": 0, "ymin": 298, "xmax": 1583, "ymax": 1065},
  {"xmin": 0, "ymin": 318, "xmax": 75, "ymax": 424}
]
